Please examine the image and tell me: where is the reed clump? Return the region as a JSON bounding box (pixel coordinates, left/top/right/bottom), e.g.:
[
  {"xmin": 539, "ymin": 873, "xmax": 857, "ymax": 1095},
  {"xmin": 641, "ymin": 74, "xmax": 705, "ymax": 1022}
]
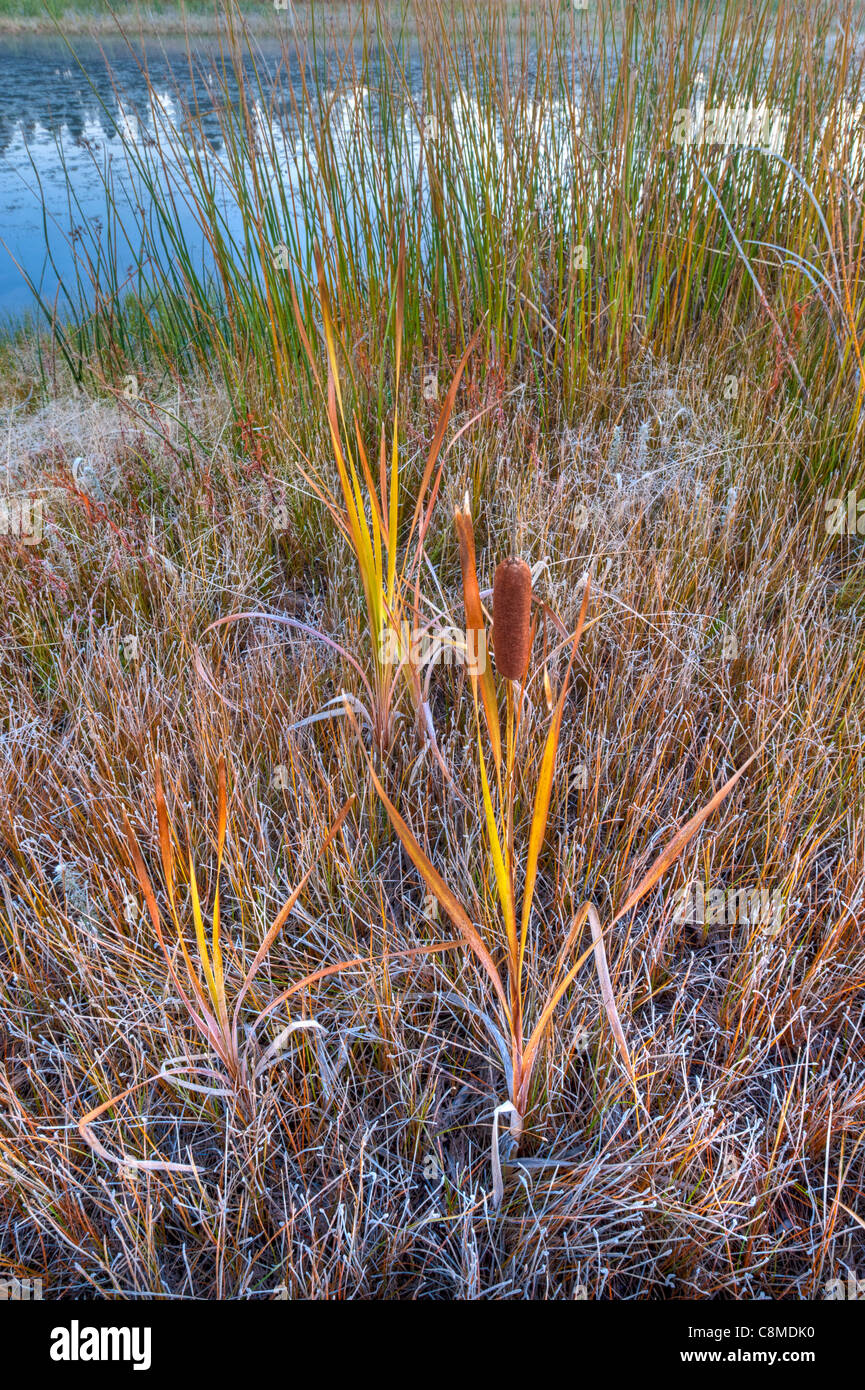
[{"xmin": 32, "ymin": 0, "xmax": 865, "ymax": 478}]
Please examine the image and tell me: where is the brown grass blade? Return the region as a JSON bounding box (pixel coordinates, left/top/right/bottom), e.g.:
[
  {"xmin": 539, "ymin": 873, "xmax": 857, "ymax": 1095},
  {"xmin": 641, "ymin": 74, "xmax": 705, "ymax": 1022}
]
[
  {"xmin": 232, "ymin": 797, "xmax": 355, "ymax": 1026},
  {"xmin": 586, "ymin": 902, "xmax": 635, "ymax": 1084},
  {"xmin": 79, "ymin": 1080, "xmax": 199, "ymax": 1175},
  {"xmin": 406, "ymin": 324, "xmax": 483, "ymax": 558}
]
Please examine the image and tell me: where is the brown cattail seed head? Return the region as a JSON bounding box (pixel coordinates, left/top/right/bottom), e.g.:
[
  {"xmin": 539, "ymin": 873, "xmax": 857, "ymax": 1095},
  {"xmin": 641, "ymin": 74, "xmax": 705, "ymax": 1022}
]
[{"xmin": 493, "ymin": 558, "xmax": 532, "ymax": 681}]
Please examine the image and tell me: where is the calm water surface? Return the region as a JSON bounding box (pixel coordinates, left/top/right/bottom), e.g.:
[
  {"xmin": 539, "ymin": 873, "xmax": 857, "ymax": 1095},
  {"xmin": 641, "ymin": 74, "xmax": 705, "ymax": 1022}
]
[{"xmin": 0, "ymin": 35, "xmax": 319, "ymax": 321}]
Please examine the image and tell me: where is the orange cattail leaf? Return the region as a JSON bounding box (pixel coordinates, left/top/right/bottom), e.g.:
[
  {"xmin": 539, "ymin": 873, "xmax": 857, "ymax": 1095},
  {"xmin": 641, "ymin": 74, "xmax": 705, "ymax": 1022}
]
[{"xmin": 454, "ymin": 504, "xmax": 501, "ymax": 769}]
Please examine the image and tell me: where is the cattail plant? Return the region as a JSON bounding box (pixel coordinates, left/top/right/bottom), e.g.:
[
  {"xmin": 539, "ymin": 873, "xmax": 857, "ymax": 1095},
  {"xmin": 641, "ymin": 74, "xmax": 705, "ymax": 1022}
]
[
  {"xmin": 208, "ymin": 230, "xmax": 480, "ymax": 761},
  {"xmin": 80, "ymin": 761, "xmax": 464, "ymax": 1174},
  {"xmin": 79, "ymin": 760, "xmax": 361, "ymax": 1172},
  {"xmin": 493, "ymin": 558, "xmax": 533, "ymax": 682},
  {"xmin": 363, "ymin": 504, "xmax": 763, "ymax": 1207}
]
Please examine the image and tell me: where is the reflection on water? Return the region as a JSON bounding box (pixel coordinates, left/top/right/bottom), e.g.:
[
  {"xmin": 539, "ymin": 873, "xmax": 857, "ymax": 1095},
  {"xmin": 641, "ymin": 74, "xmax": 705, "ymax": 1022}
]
[{"xmin": 0, "ymin": 36, "xmax": 304, "ymax": 318}]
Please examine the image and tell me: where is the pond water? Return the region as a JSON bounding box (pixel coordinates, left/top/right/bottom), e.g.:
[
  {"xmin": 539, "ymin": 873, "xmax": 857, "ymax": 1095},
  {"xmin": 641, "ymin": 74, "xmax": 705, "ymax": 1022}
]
[
  {"xmin": 0, "ymin": 35, "xmax": 307, "ymax": 321},
  {"xmin": 0, "ymin": 30, "xmax": 552, "ymax": 328}
]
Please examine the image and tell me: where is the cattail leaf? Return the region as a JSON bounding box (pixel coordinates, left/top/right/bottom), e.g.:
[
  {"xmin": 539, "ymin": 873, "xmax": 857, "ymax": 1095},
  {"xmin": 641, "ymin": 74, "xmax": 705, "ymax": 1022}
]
[
  {"xmin": 79, "ymin": 1080, "xmax": 199, "ymax": 1175},
  {"xmin": 211, "ymin": 757, "xmax": 228, "ymax": 1030},
  {"xmin": 253, "ymin": 1019, "xmax": 327, "ymax": 1079},
  {"xmin": 360, "ymin": 743, "xmax": 510, "ymax": 1024},
  {"xmin": 586, "ymin": 902, "xmax": 635, "ymax": 1084},
  {"xmin": 522, "ymin": 910, "xmax": 599, "ymax": 1085},
  {"xmin": 474, "ymin": 697, "xmax": 518, "ymax": 967},
  {"xmin": 123, "ymin": 807, "xmax": 215, "ymax": 1042},
  {"xmin": 519, "ymin": 578, "xmax": 591, "ymax": 965},
  {"xmin": 188, "ymin": 849, "xmax": 220, "ymax": 1020},
  {"xmin": 491, "ymin": 1100, "xmax": 519, "ymax": 1209},
  {"xmin": 249, "ymin": 938, "xmax": 463, "ymax": 1040},
  {"xmin": 454, "ymin": 505, "xmax": 501, "ymax": 769}
]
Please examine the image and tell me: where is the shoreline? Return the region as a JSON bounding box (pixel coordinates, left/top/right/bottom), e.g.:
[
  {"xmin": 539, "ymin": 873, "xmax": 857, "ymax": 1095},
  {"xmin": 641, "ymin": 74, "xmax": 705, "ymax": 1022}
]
[
  {"xmin": 0, "ymin": 17, "xmax": 297, "ymax": 37},
  {"xmin": 0, "ymin": 2, "xmax": 429, "ymax": 38}
]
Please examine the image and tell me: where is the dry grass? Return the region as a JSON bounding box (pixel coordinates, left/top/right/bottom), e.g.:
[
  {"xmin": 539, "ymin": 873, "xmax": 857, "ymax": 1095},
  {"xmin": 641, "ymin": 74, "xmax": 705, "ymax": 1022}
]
[{"xmin": 1, "ymin": 344, "xmax": 863, "ymax": 1298}]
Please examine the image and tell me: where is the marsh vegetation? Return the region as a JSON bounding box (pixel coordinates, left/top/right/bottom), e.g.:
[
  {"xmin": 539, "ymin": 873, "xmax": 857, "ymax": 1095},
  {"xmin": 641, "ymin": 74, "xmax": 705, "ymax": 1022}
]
[{"xmin": 0, "ymin": 0, "xmax": 863, "ymax": 1299}]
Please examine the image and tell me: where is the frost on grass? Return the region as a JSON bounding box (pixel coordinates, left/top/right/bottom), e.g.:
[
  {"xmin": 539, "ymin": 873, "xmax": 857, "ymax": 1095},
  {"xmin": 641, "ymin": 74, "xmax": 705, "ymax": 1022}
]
[{"xmin": 0, "ymin": 351, "xmax": 863, "ymax": 1299}]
